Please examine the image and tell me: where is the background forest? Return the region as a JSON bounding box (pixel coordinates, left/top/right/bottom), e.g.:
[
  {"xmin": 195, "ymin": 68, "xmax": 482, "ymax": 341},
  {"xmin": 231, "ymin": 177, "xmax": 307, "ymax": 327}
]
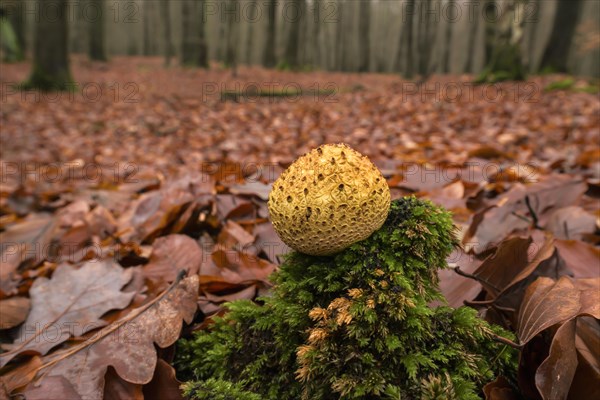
[{"xmin": 2, "ymin": 0, "xmax": 599, "ymax": 78}]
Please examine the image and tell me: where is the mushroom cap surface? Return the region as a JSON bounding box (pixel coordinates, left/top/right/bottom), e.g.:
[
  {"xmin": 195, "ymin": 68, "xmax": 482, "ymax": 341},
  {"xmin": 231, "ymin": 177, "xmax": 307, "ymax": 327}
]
[{"xmin": 268, "ymin": 143, "xmax": 391, "ymax": 256}]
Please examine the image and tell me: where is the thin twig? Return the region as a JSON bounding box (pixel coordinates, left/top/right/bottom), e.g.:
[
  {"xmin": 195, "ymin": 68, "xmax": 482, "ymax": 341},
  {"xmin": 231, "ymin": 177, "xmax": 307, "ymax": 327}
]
[
  {"xmin": 510, "ymin": 211, "xmax": 532, "ymax": 224},
  {"xmin": 451, "ymin": 266, "xmax": 501, "ymax": 293},
  {"xmin": 491, "ymin": 333, "xmax": 523, "ymax": 350},
  {"xmin": 524, "ymin": 195, "xmax": 541, "ymax": 229},
  {"xmin": 452, "ymin": 266, "xmax": 479, "ymax": 280}
]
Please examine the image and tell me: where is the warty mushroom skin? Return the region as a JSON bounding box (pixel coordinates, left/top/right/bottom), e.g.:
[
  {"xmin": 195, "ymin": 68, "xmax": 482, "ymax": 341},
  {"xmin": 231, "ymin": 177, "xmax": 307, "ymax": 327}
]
[{"xmin": 268, "ymin": 143, "xmax": 391, "ymax": 256}]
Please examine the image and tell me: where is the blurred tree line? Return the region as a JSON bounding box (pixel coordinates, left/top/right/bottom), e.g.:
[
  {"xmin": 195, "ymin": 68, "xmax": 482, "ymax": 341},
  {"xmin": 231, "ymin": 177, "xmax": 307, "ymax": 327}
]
[{"xmin": 1, "ymin": 0, "xmax": 598, "ymax": 90}]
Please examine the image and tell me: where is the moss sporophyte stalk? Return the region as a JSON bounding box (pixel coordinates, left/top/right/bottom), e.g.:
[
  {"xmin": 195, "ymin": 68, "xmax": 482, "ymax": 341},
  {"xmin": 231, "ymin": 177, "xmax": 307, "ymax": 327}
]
[{"xmin": 176, "ymin": 145, "xmax": 518, "ymax": 399}]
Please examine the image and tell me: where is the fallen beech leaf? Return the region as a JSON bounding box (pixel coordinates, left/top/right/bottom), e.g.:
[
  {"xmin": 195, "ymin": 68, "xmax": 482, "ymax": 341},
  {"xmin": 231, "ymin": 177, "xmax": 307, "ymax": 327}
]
[
  {"xmin": 198, "ymin": 284, "xmax": 257, "ymax": 314},
  {"xmin": 483, "ymin": 375, "xmax": 518, "ymax": 400},
  {"xmin": 253, "ymin": 222, "xmax": 291, "ymax": 264},
  {"xmin": 0, "ymin": 296, "xmax": 30, "ymax": 329},
  {"xmin": 535, "ymin": 319, "xmax": 578, "ymax": 400},
  {"xmin": 517, "ymin": 277, "xmax": 579, "ymax": 344},
  {"xmin": 545, "ymin": 206, "xmax": 596, "ymax": 240},
  {"xmin": 229, "ymin": 180, "xmax": 272, "ymax": 201},
  {"xmin": 576, "ymin": 278, "xmax": 600, "ymax": 319},
  {"xmin": 84, "ymin": 205, "xmax": 118, "ymax": 237},
  {"xmin": 143, "ymin": 234, "xmax": 203, "ymax": 291},
  {"xmin": 517, "ymin": 276, "xmax": 600, "ymax": 344},
  {"xmin": 0, "ymin": 261, "xmax": 134, "ymax": 367},
  {"xmin": 0, "ymin": 356, "xmax": 42, "ymax": 394},
  {"xmin": 440, "ymin": 248, "xmax": 483, "ymax": 307},
  {"xmin": 0, "ymin": 213, "xmax": 57, "ymax": 295},
  {"xmin": 117, "ymin": 190, "xmax": 193, "ymax": 243},
  {"xmin": 425, "ymin": 180, "xmax": 467, "ymax": 211},
  {"xmin": 198, "ymin": 275, "xmax": 258, "ymax": 293},
  {"xmin": 570, "ymin": 317, "xmax": 600, "ymax": 399},
  {"xmin": 56, "ymin": 200, "xmax": 89, "ymax": 227},
  {"xmin": 464, "ymin": 176, "xmax": 587, "ymax": 254},
  {"xmin": 116, "ymin": 173, "xmax": 213, "ymax": 243},
  {"xmin": 218, "ymin": 220, "xmax": 255, "ymax": 250},
  {"xmin": 19, "ymin": 274, "xmax": 198, "ymax": 400},
  {"xmin": 472, "ymin": 237, "xmax": 533, "ymax": 299},
  {"xmin": 555, "ymin": 239, "xmax": 600, "ymax": 278},
  {"xmin": 468, "ymin": 145, "xmax": 509, "ymax": 160},
  {"xmin": 216, "ymin": 194, "xmax": 255, "ymax": 220},
  {"xmin": 211, "ymin": 248, "xmax": 276, "ymax": 283}
]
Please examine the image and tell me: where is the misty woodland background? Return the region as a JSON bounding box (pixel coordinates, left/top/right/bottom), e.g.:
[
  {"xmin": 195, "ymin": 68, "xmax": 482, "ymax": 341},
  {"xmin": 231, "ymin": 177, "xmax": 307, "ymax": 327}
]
[
  {"xmin": 2, "ymin": 0, "xmax": 600, "ymax": 76},
  {"xmin": 0, "ymin": 0, "xmax": 599, "ymax": 399}
]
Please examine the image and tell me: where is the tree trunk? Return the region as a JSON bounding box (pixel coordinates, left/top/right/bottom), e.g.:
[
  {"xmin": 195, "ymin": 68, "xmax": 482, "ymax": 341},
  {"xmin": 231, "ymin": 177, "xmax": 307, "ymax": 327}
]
[
  {"xmin": 245, "ymin": 0, "xmax": 256, "ymax": 65},
  {"xmin": 0, "ymin": 9, "xmax": 23, "ymax": 62},
  {"xmin": 540, "ymin": 0, "xmax": 583, "ymax": 73},
  {"xmin": 396, "ymin": 0, "xmax": 415, "ymax": 78},
  {"xmin": 181, "ymin": 0, "xmax": 194, "ymax": 64},
  {"xmin": 263, "ymin": 0, "xmax": 277, "ymax": 67},
  {"xmin": 24, "ymin": 0, "xmax": 73, "ymax": 90},
  {"xmin": 161, "ymin": 0, "xmax": 174, "ymax": 66},
  {"xmin": 476, "ymin": 0, "xmax": 527, "ymax": 83},
  {"xmin": 442, "ymin": 0, "xmax": 454, "ymax": 72},
  {"xmin": 89, "ymin": 0, "xmax": 107, "ymax": 61},
  {"xmin": 464, "ymin": 2, "xmax": 480, "ymax": 73},
  {"xmin": 143, "ymin": 1, "xmax": 152, "ymax": 56},
  {"xmin": 197, "ymin": 0, "xmax": 208, "ymax": 67},
  {"xmin": 284, "ymin": 0, "xmax": 302, "ymax": 68},
  {"xmin": 5, "ymin": 0, "xmax": 26, "ymax": 60},
  {"xmin": 417, "ymin": 0, "xmax": 438, "ymax": 79},
  {"xmin": 312, "ymin": 0, "xmax": 320, "ymax": 67},
  {"xmin": 225, "ymin": 0, "xmax": 238, "ymax": 76},
  {"xmin": 335, "ymin": 0, "xmax": 345, "ymax": 70},
  {"xmin": 358, "ymin": 0, "xmax": 370, "ymax": 72},
  {"xmin": 181, "ymin": 0, "xmax": 208, "ymax": 67}
]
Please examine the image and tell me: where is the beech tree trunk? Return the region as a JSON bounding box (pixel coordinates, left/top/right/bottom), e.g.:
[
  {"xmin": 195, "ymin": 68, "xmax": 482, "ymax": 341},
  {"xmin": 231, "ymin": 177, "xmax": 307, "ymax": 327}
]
[
  {"xmin": 417, "ymin": 0, "xmax": 438, "ymax": 79},
  {"xmin": 225, "ymin": 0, "xmax": 238, "ymax": 75},
  {"xmin": 358, "ymin": 0, "xmax": 370, "ymax": 72},
  {"xmin": 263, "ymin": 0, "xmax": 277, "ymax": 67},
  {"xmin": 181, "ymin": 0, "xmax": 208, "ymax": 67},
  {"xmin": 442, "ymin": 0, "xmax": 454, "ymax": 72},
  {"xmin": 540, "ymin": 0, "xmax": 584, "ymax": 73},
  {"xmin": 143, "ymin": 2, "xmax": 151, "ymax": 55},
  {"xmin": 25, "ymin": 0, "xmax": 73, "ymax": 90},
  {"xmin": 245, "ymin": 0, "xmax": 257, "ymax": 65},
  {"xmin": 161, "ymin": 0, "xmax": 174, "ymax": 66},
  {"xmin": 5, "ymin": 0, "xmax": 25, "ymax": 60},
  {"xmin": 476, "ymin": 0, "xmax": 527, "ymax": 83},
  {"xmin": 396, "ymin": 0, "xmax": 415, "ymax": 78},
  {"xmin": 284, "ymin": 0, "xmax": 302, "ymax": 68},
  {"xmin": 89, "ymin": 0, "xmax": 107, "ymax": 61}
]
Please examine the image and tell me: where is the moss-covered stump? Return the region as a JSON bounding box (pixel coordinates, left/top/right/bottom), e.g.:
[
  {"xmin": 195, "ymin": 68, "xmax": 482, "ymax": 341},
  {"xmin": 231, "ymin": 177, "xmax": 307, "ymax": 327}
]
[{"xmin": 177, "ymin": 197, "xmax": 517, "ymax": 399}]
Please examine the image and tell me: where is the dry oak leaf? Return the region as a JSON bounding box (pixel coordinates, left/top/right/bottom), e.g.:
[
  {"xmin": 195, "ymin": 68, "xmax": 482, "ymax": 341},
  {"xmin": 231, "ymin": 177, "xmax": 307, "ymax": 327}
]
[
  {"xmin": 19, "ymin": 274, "xmax": 198, "ymax": 400},
  {"xmin": 142, "ymin": 358, "xmax": 185, "ymax": 400},
  {"xmin": 0, "ymin": 261, "xmax": 134, "ymax": 367}
]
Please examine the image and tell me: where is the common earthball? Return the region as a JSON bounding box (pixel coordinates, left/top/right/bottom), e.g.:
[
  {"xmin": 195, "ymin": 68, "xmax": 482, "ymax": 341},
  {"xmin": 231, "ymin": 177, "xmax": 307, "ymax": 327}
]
[{"xmin": 268, "ymin": 143, "xmax": 391, "ymax": 256}]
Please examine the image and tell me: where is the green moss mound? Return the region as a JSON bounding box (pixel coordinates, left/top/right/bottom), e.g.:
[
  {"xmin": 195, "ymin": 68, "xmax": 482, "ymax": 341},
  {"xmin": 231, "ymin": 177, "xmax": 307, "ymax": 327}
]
[{"xmin": 177, "ymin": 197, "xmax": 517, "ymax": 399}]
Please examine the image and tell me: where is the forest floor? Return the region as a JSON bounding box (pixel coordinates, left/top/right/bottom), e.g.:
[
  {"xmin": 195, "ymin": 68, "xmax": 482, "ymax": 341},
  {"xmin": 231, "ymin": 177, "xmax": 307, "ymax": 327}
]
[{"xmin": 0, "ymin": 57, "xmax": 599, "ymax": 399}]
